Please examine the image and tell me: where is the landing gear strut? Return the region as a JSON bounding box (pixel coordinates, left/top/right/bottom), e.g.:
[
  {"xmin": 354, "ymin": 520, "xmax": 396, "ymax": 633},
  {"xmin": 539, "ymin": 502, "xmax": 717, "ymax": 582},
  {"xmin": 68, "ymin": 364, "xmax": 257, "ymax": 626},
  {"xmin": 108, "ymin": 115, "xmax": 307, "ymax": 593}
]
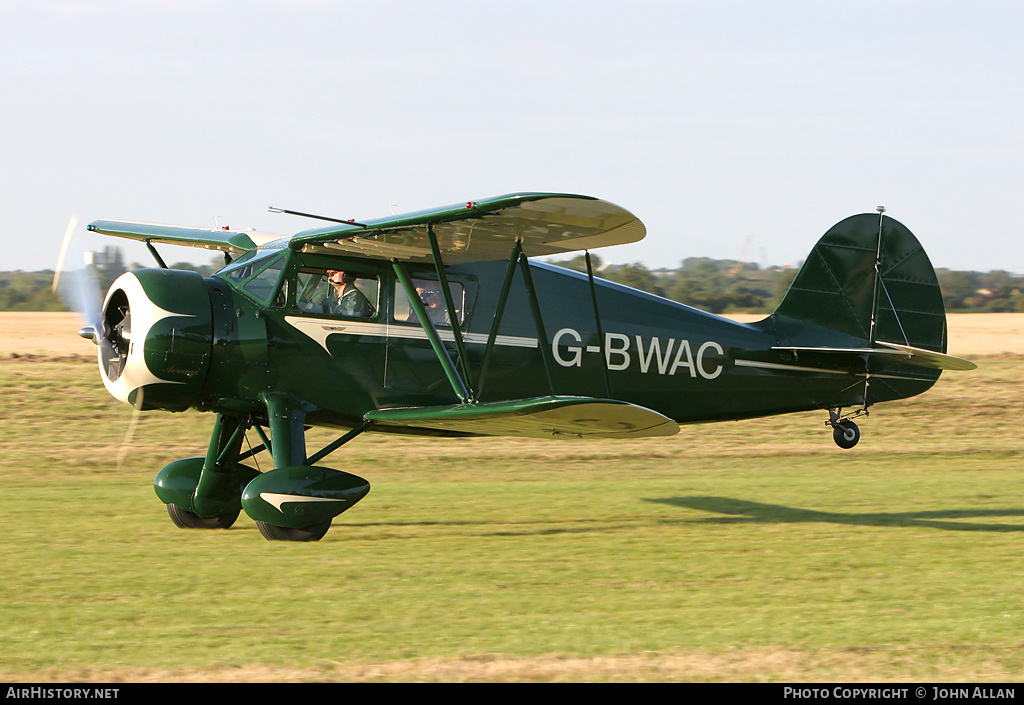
[{"xmin": 156, "ymin": 405, "xmax": 372, "ymax": 542}]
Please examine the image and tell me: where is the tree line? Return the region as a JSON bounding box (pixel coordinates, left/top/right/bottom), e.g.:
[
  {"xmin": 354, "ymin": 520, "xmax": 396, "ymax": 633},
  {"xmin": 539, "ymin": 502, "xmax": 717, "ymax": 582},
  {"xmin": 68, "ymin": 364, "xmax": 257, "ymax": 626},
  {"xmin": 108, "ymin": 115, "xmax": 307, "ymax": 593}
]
[
  {"xmin": 1, "ymin": 250, "xmax": 1021, "ymax": 314},
  {"xmin": 555, "ymin": 254, "xmax": 1024, "ymax": 314}
]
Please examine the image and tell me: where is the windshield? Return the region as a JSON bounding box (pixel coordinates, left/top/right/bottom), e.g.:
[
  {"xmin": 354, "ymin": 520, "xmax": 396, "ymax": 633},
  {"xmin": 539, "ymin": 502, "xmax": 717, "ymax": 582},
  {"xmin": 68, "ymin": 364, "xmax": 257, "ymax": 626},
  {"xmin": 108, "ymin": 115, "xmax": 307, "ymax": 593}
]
[
  {"xmin": 214, "ymin": 248, "xmax": 264, "ymax": 277},
  {"xmin": 214, "ymin": 250, "xmax": 287, "ymax": 304}
]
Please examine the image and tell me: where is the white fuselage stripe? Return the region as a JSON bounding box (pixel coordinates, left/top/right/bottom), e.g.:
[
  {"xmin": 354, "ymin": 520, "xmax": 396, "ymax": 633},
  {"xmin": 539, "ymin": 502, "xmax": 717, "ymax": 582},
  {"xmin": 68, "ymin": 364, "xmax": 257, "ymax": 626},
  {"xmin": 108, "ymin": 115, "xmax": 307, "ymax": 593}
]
[
  {"xmin": 735, "ymin": 359, "xmax": 932, "ymax": 382},
  {"xmin": 734, "ymin": 359, "xmax": 850, "ymax": 375},
  {"xmin": 284, "ymin": 316, "xmax": 538, "ymax": 351}
]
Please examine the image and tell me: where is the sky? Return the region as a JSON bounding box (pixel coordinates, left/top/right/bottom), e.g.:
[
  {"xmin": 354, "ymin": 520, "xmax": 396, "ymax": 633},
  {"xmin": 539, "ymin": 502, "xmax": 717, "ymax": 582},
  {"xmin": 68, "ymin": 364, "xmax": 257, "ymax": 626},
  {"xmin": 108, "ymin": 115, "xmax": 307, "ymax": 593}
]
[{"xmin": 2, "ymin": 0, "xmax": 1022, "ymax": 276}]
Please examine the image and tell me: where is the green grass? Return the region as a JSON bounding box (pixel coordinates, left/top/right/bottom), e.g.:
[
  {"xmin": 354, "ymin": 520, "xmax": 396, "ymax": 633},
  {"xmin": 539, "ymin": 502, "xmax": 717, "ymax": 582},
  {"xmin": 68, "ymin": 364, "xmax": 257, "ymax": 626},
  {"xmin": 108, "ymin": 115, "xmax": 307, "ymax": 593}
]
[{"xmin": 1, "ymin": 358, "xmax": 1022, "ymax": 681}]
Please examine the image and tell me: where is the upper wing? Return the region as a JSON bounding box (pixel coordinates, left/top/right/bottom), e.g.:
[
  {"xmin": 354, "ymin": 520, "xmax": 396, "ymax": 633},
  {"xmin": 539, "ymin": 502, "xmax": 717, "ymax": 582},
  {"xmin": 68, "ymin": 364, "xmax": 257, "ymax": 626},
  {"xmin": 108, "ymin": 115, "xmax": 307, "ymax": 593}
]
[
  {"xmin": 86, "ymin": 220, "xmax": 284, "ymax": 254},
  {"xmin": 289, "ymin": 192, "xmax": 646, "ymax": 264},
  {"xmin": 87, "ymin": 193, "xmax": 645, "ymax": 264}
]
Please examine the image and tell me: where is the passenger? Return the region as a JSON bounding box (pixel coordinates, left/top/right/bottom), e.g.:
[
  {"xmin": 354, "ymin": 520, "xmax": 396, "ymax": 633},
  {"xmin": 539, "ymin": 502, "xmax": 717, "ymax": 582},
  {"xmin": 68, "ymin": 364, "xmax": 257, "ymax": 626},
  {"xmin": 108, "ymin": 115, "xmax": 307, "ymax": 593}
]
[{"xmin": 406, "ymin": 285, "xmax": 450, "ymax": 326}]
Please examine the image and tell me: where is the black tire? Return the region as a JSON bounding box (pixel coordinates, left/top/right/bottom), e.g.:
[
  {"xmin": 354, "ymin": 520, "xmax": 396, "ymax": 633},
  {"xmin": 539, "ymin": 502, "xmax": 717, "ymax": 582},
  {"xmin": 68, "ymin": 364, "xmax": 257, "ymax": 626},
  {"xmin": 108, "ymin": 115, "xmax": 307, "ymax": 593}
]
[
  {"xmin": 832, "ymin": 420, "xmax": 861, "ymax": 449},
  {"xmin": 166, "ymin": 503, "xmax": 239, "ymax": 529},
  {"xmin": 255, "ymin": 520, "xmax": 332, "ymax": 542}
]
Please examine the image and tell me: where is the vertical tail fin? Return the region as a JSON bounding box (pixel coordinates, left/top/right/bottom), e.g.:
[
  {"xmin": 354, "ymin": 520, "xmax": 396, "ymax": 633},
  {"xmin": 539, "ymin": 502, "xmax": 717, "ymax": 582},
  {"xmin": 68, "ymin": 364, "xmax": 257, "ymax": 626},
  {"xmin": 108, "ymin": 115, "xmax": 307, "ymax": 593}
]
[
  {"xmin": 762, "ymin": 212, "xmax": 968, "ymax": 408},
  {"xmin": 771, "ymin": 212, "xmax": 948, "ymax": 353}
]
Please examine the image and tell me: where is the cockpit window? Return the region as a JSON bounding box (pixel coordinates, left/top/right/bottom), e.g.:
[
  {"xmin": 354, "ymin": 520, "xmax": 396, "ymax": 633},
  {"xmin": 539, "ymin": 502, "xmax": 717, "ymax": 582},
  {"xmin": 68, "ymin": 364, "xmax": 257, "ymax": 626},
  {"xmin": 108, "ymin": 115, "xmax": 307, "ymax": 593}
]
[
  {"xmin": 243, "ymin": 257, "xmax": 286, "ymax": 304},
  {"xmin": 394, "ymin": 278, "xmax": 465, "ymax": 327},
  {"xmin": 295, "ymin": 268, "xmax": 378, "ymax": 318}
]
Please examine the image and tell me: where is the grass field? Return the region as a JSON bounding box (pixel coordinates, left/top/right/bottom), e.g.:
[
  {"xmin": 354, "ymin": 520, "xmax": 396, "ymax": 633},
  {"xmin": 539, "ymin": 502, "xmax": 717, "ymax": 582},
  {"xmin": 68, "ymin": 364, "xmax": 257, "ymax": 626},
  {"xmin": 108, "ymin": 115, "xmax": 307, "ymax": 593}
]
[{"xmin": 0, "ymin": 315, "xmax": 1022, "ymax": 682}]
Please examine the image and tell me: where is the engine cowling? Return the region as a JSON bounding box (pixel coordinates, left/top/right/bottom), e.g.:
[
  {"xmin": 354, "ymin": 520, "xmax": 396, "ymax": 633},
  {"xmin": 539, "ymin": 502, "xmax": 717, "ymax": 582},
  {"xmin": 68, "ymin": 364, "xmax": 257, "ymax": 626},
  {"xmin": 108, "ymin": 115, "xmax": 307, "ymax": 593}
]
[{"xmin": 98, "ymin": 269, "xmax": 213, "ymax": 412}]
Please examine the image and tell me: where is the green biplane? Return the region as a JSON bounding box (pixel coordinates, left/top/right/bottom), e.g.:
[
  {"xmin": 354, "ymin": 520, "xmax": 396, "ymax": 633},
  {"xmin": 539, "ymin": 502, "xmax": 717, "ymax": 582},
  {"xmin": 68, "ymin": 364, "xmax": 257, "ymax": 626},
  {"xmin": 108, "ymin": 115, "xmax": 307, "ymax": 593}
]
[{"xmin": 76, "ymin": 193, "xmax": 974, "ymax": 541}]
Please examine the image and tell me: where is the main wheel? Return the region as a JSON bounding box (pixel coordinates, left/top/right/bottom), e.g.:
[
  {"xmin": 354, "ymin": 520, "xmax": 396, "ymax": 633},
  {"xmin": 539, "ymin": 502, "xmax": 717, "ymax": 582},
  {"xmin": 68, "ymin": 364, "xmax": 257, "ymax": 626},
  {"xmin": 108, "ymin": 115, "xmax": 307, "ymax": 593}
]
[
  {"xmin": 255, "ymin": 520, "xmax": 332, "ymax": 542},
  {"xmin": 832, "ymin": 419, "xmax": 861, "ymax": 449},
  {"xmin": 166, "ymin": 503, "xmax": 239, "ymax": 529}
]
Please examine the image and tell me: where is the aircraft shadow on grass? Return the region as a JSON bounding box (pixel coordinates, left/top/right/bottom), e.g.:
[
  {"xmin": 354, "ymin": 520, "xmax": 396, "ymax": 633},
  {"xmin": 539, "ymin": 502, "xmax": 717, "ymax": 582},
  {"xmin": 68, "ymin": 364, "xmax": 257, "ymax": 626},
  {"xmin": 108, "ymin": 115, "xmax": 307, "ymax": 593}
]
[{"xmin": 649, "ymin": 497, "xmax": 1024, "ymax": 533}]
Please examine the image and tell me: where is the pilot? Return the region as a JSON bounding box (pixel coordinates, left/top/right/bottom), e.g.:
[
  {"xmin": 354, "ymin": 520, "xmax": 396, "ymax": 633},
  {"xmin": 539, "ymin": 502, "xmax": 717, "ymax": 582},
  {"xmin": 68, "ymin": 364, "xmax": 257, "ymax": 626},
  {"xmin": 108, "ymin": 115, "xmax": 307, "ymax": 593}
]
[{"xmin": 326, "ymin": 270, "xmax": 373, "ymax": 318}]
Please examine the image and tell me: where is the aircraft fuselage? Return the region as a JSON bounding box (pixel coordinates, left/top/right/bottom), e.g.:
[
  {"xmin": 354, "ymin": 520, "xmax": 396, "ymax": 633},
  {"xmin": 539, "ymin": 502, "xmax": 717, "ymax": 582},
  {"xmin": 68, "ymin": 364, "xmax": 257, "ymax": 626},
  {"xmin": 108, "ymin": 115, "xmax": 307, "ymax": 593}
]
[{"xmin": 178, "ymin": 250, "xmax": 936, "ymax": 433}]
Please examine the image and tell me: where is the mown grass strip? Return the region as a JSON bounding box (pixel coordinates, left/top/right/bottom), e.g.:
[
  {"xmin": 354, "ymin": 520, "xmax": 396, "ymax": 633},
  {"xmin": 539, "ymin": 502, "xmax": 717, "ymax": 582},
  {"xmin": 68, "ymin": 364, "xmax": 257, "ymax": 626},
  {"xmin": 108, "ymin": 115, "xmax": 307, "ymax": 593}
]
[{"xmin": 0, "ymin": 359, "xmax": 1021, "ymax": 681}]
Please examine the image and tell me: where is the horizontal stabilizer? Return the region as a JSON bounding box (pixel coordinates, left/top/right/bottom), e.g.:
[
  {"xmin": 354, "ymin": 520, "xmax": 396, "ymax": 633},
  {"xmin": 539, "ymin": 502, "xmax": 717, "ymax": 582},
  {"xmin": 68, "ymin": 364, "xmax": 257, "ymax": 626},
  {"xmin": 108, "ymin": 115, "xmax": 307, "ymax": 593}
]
[
  {"xmin": 772, "ymin": 342, "xmax": 976, "ymax": 371},
  {"xmin": 365, "ymin": 396, "xmax": 679, "ymax": 439},
  {"xmin": 873, "ymin": 341, "xmax": 977, "ymax": 370}
]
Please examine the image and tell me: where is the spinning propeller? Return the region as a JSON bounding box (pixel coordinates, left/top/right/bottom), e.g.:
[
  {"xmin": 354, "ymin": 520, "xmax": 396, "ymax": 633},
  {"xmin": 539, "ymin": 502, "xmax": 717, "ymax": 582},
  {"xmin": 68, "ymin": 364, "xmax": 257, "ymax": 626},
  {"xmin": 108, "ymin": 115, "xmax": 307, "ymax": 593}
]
[
  {"xmin": 52, "ymin": 217, "xmax": 144, "ymax": 468},
  {"xmin": 52, "ymin": 216, "xmax": 102, "ymax": 343}
]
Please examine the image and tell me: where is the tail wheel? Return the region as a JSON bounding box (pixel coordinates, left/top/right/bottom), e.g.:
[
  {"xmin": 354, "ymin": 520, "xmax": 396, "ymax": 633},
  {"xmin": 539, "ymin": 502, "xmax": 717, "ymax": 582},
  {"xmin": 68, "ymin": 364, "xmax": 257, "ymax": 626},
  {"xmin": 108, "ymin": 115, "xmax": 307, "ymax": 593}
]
[
  {"xmin": 832, "ymin": 419, "xmax": 861, "ymax": 449},
  {"xmin": 166, "ymin": 503, "xmax": 239, "ymax": 529},
  {"xmin": 255, "ymin": 520, "xmax": 332, "ymax": 542}
]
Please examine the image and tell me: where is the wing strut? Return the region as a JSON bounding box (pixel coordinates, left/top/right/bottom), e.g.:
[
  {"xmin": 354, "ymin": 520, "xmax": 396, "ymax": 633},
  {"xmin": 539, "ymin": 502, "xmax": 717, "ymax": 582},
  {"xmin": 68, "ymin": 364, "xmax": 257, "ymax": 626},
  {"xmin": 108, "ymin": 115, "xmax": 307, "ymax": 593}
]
[
  {"xmin": 145, "ymin": 240, "xmax": 168, "ymax": 269},
  {"xmin": 585, "ymin": 251, "xmax": 612, "ymax": 397},
  {"xmin": 518, "ymin": 245, "xmax": 560, "ymax": 395},
  {"xmin": 427, "ymin": 224, "xmax": 473, "ymax": 391},
  {"xmin": 393, "ymin": 260, "xmax": 472, "ymax": 403},
  {"xmin": 477, "ymin": 241, "xmax": 587, "ymax": 400},
  {"xmin": 476, "ymin": 240, "xmax": 522, "ymax": 400},
  {"xmin": 396, "ymin": 225, "xmax": 567, "ymax": 405}
]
